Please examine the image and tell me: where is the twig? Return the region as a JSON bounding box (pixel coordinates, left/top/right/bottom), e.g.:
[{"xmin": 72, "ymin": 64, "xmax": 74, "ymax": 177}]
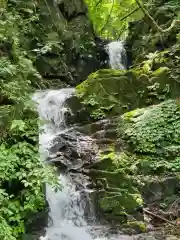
[
  {"xmin": 143, "ymin": 208, "xmax": 177, "ymax": 226},
  {"xmin": 96, "ymin": 0, "xmax": 103, "ymax": 7}
]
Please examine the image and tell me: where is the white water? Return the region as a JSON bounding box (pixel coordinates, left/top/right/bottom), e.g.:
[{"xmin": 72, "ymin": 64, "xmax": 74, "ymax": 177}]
[
  {"xmin": 32, "ymin": 88, "xmax": 75, "ymax": 159},
  {"xmin": 107, "ymin": 41, "xmax": 127, "ymax": 70}
]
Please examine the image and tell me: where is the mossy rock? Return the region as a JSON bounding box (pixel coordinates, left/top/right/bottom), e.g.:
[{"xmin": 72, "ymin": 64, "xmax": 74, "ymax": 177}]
[
  {"xmin": 76, "ymin": 64, "xmax": 180, "ymax": 119},
  {"xmin": 89, "ymin": 151, "xmax": 144, "ymax": 223}
]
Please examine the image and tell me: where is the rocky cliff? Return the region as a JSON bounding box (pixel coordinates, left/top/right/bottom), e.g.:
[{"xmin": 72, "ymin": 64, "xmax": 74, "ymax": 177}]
[{"xmin": 7, "ymin": 0, "xmax": 108, "ymax": 87}]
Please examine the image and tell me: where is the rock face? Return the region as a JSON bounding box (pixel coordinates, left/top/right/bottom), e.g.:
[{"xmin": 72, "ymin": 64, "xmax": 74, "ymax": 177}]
[{"xmin": 14, "ymin": 0, "xmax": 108, "ymax": 86}]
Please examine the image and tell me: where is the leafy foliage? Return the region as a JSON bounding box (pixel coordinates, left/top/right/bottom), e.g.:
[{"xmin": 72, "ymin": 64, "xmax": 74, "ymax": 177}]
[
  {"xmin": 118, "ymin": 100, "xmax": 180, "ymax": 175},
  {"xmin": 121, "ymin": 100, "xmax": 180, "ymax": 154},
  {"xmin": 0, "ymin": 3, "xmax": 58, "ymax": 239}
]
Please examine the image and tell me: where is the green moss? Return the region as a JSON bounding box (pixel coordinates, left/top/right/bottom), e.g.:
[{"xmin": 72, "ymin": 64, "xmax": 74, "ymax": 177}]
[
  {"xmin": 90, "ymin": 149, "xmax": 143, "ymax": 222},
  {"xmin": 89, "ymin": 100, "xmax": 180, "ymax": 225},
  {"xmin": 122, "ymin": 221, "xmax": 147, "ymax": 234}
]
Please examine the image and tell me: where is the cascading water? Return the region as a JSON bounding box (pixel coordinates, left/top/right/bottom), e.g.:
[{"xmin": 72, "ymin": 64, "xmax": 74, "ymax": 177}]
[
  {"xmin": 33, "ymin": 88, "xmax": 133, "ymax": 240},
  {"xmin": 33, "ymin": 89, "xmax": 98, "ymax": 240},
  {"xmin": 32, "ymin": 88, "xmax": 75, "ymax": 159},
  {"xmin": 107, "ymin": 41, "xmax": 127, "ymax": 70},
  {"xmin": 33, "ymin": 88, "xmax": 92, "ymax": 240}
]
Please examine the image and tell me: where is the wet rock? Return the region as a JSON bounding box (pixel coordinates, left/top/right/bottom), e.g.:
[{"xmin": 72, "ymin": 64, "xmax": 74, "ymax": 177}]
[
  {"xmin": 24, "ymin": 207, "xmax": 48, "ymax": 240},
  {"xmin": 65, "ymin": 95, "xmax": 91, "ymax": 125},
  {"xmin": 76, "ymin": 117, "xmax": 118, "ymax": 136},
  {"xmin": 47, "ymin": 129, "xmax": 98, "ymax": 170}
]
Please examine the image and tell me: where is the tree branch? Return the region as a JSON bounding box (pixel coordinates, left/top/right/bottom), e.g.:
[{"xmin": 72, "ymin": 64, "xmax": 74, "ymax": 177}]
[
  {"xmin": 135, "ymin": 0, "xmax": 180, "ymax": 33},
  {"xmin": 119, "ymin": 6, "xmax": 140, "ymax": 22},
  {"xmin": 100, "ymin": 0, "xmax": 114, "ymax": 33}
]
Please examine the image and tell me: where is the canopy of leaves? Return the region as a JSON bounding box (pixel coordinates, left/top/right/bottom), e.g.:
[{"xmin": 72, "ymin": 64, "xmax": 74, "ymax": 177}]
[
  {"xmin": 85, "ymin": 0, "xmax": 180, "ymax": 39},
  {"xmin": 85, "ymin": 0, "xmax": 144, "ymax": 39}
]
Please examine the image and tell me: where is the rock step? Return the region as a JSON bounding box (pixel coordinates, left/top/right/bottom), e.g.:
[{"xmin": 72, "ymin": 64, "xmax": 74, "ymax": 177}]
[{"xmin": 75, "ymin": 117, "xmax": 118, "ymax": 136}]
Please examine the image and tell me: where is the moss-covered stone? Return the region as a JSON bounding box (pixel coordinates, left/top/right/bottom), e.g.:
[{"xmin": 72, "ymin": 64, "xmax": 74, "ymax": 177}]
[
  {"xmin": 76, "ymin": 59, "xmax": 180, "ymax": 119},
  {"xmin": 121, "ymin": 221, "xmax": 147, "ymax": 234},
  {"xmin": 89, "ymin": 150, "xmax": 144, "ymax": 223}
]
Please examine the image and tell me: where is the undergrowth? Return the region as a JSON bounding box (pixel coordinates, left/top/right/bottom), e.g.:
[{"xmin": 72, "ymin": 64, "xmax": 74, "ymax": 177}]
[{"xmin": 0, "ymin": 2, "xmax": 58, "ymax": 239}]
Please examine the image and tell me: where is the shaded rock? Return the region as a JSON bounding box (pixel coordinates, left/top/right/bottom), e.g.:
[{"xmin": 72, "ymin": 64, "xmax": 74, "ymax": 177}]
[
  {"xmin": 141, "ymin": 177, "xmax": 180, "ymax": 204},
  {"xmin": 65, "ymin": 95, "xmax": 92, "ymax": 125}
]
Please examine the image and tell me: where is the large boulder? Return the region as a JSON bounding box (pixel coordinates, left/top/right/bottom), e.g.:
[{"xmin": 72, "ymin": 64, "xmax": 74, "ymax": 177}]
[{"xmin": 76, "ymin": 60, "xmax": 180, "ymax": 119}]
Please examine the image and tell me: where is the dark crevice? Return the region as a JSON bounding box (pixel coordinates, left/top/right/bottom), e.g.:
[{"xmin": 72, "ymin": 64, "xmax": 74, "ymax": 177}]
[
  {"xmin": 43, "ymin": 74, "xmax": 69, "ymax": 81},
  {"xmin": 58, "ymin": 2, "xmax": 86, "ymax": 22}
]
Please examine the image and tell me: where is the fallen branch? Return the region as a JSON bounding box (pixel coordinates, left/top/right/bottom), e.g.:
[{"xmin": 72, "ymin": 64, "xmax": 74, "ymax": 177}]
[{"xmin": 143, "ymin": 208, "xmax": 177, "ymax": 226}]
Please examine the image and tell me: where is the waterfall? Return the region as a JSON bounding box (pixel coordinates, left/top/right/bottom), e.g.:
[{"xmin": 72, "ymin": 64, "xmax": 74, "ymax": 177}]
[
  {"xmin": 33, "ymin": 88, "xmax": 132, "ymax": 240},
  {"xmin": 107, "ymin": 41, "xmax": 127, "ymax": 70},
  {"xmin": 33, "ymin": 88, "xmax": 93, "ymax": 240}
]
